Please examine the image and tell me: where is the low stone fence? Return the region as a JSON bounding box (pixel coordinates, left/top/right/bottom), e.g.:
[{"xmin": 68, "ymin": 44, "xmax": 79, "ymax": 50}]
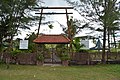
[
  {"xmin": 0, "ymin": 53, "xmax": 37, "ymax": 65},
  {"xmin": 71, "ymin": 52, "xmax": 90, "ymax": 65},
  {"xmin": 17, "ymin": 53, "xmax": 37, "ymax": 65},
  {"xmin": 1, "ymin": 52, "xmax": 120, "ymax": 65},
  {"xmin": 72, "ymin": 52, "xmax": 120, "ymax": 65},
  {"xmin": 90, "ymin": 52, "xmax": 120, "ymax": 61}
]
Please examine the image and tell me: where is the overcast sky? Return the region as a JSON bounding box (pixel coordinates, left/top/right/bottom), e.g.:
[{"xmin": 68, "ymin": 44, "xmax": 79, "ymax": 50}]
[
  {"xmin": 42, "ymin": 0, "xmax": 68, "ymax": 7},
  {"xmin": 16, "ymin": 0, "xmax": 105, "ymax": 40}
]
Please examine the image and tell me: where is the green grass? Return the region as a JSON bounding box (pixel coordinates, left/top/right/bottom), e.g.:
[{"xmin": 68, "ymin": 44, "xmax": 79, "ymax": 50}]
[{"xmin": 0, "ymin": 64, "xmax": 120, "ymax": 80}]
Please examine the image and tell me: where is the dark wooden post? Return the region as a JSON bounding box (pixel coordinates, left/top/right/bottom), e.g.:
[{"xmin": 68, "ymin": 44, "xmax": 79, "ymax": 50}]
[
  {"xmin": 65, "ymin": 9, "xmax": 70, "ymax": 39},
  {"xmin": 37, "ymin": 9, "xmax": 43, "ymax": 36}
]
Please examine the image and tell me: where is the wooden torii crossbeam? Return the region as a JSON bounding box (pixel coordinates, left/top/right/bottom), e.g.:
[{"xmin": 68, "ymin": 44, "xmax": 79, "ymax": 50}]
[
  {"xmin": 34, "ymin": 7, "xmax": 73, "ymax": 37},
  {"xmin": 35, "ymin": 7, "xmax": 73, "ymax": 9}
]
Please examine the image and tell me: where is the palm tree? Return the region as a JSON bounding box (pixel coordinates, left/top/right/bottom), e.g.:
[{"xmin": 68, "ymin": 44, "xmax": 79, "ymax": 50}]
[{"xmin": 66, "ymin": 0, "xmax": 119, "ymax": 64}]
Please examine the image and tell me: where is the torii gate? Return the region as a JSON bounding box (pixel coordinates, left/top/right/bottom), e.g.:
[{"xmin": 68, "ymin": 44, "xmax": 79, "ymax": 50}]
[{"xmin": 34, "ymin": 6, "xmax": 73, "ymax": 39}]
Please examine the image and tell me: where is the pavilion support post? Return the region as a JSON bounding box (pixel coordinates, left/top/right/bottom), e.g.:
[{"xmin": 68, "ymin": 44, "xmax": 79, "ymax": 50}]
[
  {"xmin": 37, "ymin": 9, "xmax": 43, "ymax": 36},
  {"xmin": 52, "ymin": 45, "xmax": 53, "ymax": 64},
  {"xmin": 67, "ymin": 44, "xmax": 70, "ymax": 57}
]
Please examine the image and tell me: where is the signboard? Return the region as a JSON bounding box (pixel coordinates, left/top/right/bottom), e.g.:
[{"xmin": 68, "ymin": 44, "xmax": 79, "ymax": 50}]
[{"xmin": 19, "ymin": 40, "xmax": 28, "ymax": 49}]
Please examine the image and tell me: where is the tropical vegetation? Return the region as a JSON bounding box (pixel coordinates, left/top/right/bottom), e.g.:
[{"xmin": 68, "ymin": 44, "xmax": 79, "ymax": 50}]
[{"xmin": 66, "ymin": 0, "xmax": 120, "ymax": 63}]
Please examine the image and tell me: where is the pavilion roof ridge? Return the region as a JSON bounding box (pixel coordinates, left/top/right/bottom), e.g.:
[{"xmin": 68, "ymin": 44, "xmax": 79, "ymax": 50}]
[{"xmin": 38, "ymin": 33, "xmax": 66, "ymax": 36}]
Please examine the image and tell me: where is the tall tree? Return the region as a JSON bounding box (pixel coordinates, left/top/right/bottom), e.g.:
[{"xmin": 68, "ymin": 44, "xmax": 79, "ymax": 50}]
[
  {"xmin": 66, "ymin": 0, "xmax": 120, "ymax": 63},
  {"xmin": 107, "ymin": 2, "xmax": 120, "ymax": 53},
  {"xmin": 63, "ymin": 17, "xmax": 82, "ymax": 57},
  {"xmin": 0, "ymin": 0, "xmax": 42, "ymax": 51}
]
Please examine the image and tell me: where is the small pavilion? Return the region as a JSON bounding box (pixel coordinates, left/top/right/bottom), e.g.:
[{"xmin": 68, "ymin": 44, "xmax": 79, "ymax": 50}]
[{"xmin": 33, "ymin": 34, "xmax": 70, "ymax": 64}]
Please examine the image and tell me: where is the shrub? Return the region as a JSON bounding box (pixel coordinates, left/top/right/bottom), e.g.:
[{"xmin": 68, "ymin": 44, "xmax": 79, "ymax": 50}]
[
  {"xmin": 11, "ymin": 49, "xmax": 22, "ymax": 56},
  {"xmin": 37, "ymin": 53, "xmax": 44, "ymax": 61},
  {"xmin": 60, "ymin": 53, "xmax": 70, "ymax": 61}
]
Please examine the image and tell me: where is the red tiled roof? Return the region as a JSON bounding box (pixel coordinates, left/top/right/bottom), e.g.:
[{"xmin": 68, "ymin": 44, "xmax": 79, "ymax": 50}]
[{"xmin": 33, "ymin": 34, "xmax": 70, "ymax": 44}]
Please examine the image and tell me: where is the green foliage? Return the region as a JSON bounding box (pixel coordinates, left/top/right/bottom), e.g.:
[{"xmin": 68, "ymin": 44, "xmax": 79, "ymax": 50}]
[
  {"xmin": 56, "ymin": 44, "xmax": 66, "ymax": 57},
  {"xmin": 88, "ymin": 50, "xmax": 99, "ymax": 53},
  {"xmin": 10, "ymin": 49, "xmax": 22, "ymax": 56},
  {"xmin": 60, "ymin": 53, "xmax": 70, "ymax": 61},
  {"xmin": 23, "ymin": 32, "xmax": 37, "ymax": 53},
  {"xmin": 110, "ymin": 48, "xmax": 120, "ymax": 52},
  {"xmin": 37, "ymin": 53, "xmax": 44, "ymax": 61},
  {"xmin": 12, "ymin": 41, "xmax": 36, "ymax": 54},
  {"xmin": 118, "ymin": 42, "xmax": 120, "ymax": 49},
  {"xmin": 66, "ymin": 0, "xmax": 120, "ymax": 63},
  {"xmin": 64, "ymin": 17, "xmax": 80, "ymax": 38},
  {"xmin": 21, "ymin": 49, "xmax": 33, "ymax": 53},
  {"xmin": 28, "ymin": 43, "xmax": 37, "ymax": 53},
  {"xmin": 48, "ymin": 24, "xmax": 54, "ymax": 29},
  {"xmin": 78, "ymin": 49, "xmax": 89, "ymax": 53},
  {"xmin": 72, "ymin": 37, "xmax": 84, "ymax": 52},
  {"xmin": 0, "ymin": 0, "xmax": 41, "ymax": 50},
  {"xmin": 25, "ymin": 32, "xmax": 37, "ymax": 43},
  {"xmin": 12, "ymin": 38, "xmax": 37, "ymax": 53},
  {"xmin": 0, "ymin": 0, "xmax": 37, "ymax": 35}
]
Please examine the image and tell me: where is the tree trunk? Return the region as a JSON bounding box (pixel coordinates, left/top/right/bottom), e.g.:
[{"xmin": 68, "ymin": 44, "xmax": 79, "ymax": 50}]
[
  {"xmin": 0, "ymin": 37, "xmax": 3, "ymax": 61},
  {"xmin": 107, "ymin": 26, "xmax": 111, "ymax": 63},
  {"xmin": 113, "ymin": 30, "xmax": 117, "ymax": 49},
  {"xmin": 108, "ymin": 28, "xmax": 110, "ymax": 53},
  {"xmin": 0, "ymin": 37, "xmax": 3, "ymax": 51},
  {"xmin": 102, "ymin": 0, "xmax": 108, "ymax": 64},
  {"xmin": 102, "ymin": 25, "xmax": 106, "ymax": 64},
  {"xmin": 8, "ymin": 35, "xmax": 13, "ymax": 51}
]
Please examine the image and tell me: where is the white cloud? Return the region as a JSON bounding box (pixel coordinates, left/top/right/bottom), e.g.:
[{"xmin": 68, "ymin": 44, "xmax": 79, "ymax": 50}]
[{"xmin": 43, "ymin": 0, "xmax": 68, "ymax": 7}]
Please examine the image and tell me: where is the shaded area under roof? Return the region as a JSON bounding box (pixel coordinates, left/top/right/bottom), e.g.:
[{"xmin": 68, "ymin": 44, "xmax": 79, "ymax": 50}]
[{"xmin": 33, "ymin": 34, "xmax": 70, "ymax": 44}]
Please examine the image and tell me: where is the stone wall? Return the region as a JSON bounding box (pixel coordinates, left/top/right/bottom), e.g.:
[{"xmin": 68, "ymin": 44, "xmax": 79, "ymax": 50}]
[{"xmin": 0, "ymin": 53, "xmax": 37, "ymax": 65}]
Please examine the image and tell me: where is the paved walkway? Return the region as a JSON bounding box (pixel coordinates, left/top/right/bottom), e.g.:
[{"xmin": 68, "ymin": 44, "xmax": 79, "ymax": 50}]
[{"xmin": 43, "ymin": 63, "xmax": 62, "ymax": 66}]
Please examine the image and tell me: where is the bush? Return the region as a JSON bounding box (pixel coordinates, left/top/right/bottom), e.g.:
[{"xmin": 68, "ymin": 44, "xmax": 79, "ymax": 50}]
[
  {"xmin": 37, "ymin": 53, "xmax": 44, "ymax": 61},
  {"xmin": 0, "ymin": 59, "xmax": 4, "ymax": 64},
  {"xmin": 60, "ymin": 53, "xmax": 70, "ymax": 61},
  {"xmin": 11, "ymin": 49, "xmax": 22, "ymax": 56}
]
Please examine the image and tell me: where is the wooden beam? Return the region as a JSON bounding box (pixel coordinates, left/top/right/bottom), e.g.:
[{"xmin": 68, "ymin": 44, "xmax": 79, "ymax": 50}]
[
  {"xmin": 37, "ymin": 9, "xmax": 43, "ymax": 36},
  {"xmin": 34, "ymin": 7, "xmax": 73, "ymax": 9},
  {"xmin": 35, "ymin": 12, "xmax": 73, "ymax": 15}
]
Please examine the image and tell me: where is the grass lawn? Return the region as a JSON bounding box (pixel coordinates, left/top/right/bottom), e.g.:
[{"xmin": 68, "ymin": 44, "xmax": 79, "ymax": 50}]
[{"xmin": 0, "ymin": 64, "xmax": 120, "ymax": 80}]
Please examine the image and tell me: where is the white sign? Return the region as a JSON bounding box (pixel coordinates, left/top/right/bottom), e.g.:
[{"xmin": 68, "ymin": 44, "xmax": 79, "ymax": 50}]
[
  {"xmin": 19, "ymin": 40, "xmax": 28, "ymax": 49},
  {"xmin": 81, "ymin": 39, "xmax": 89, "ymax": 49}
]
